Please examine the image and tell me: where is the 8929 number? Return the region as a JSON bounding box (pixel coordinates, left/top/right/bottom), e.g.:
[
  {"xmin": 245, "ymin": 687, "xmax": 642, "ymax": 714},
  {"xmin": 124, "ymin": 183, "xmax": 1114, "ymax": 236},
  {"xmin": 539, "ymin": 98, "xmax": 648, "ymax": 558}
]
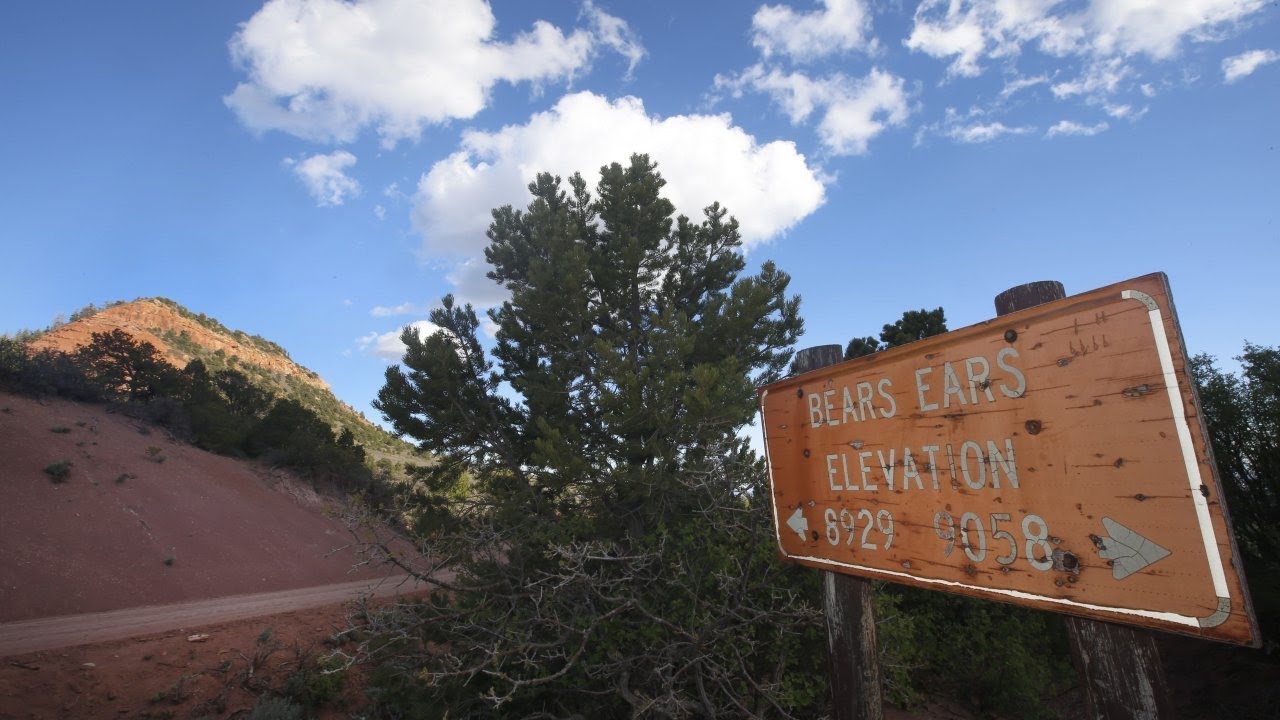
[{"xmin": 824, "ymin": 507, "xmax": 895, "ymax": 550}]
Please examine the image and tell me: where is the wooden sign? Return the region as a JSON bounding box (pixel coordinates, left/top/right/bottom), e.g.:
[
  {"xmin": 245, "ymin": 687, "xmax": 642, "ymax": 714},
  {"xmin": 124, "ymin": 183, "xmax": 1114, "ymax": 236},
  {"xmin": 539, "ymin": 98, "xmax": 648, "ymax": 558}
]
[{"xmin": 759, "ymin": 273, "xmax": 1258, "ymax": 645}]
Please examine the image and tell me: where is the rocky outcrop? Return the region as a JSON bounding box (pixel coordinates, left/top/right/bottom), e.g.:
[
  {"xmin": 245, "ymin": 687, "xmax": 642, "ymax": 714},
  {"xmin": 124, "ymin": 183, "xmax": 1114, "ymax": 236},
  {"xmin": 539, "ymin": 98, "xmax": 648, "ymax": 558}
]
[{"xmin": 27, "ymin": 298, "xmax": 329, "ymax": 391}]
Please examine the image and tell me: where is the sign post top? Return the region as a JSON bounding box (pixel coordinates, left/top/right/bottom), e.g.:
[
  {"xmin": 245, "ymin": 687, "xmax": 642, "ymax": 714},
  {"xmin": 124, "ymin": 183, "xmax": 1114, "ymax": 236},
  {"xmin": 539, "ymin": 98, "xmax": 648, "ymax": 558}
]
[{"xmin": 760, "ymin": 273, "xmax": 1258, "ymax": 646}]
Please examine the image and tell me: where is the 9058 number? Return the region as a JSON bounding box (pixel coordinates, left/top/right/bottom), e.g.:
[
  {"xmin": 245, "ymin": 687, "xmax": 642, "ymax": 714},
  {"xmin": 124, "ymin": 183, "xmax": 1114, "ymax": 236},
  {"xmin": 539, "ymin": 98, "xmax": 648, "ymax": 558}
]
[{"xmin": 932, "ymin": 510, "xmax": 1053, "ymax": 570}]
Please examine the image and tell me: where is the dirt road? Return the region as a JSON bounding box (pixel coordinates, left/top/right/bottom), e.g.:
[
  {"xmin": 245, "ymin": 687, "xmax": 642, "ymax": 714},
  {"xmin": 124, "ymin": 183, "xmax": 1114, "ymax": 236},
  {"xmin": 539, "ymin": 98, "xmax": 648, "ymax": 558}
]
[{"xmin": 0, "ymin": 574, "xmax": 418, "ymax": 657}]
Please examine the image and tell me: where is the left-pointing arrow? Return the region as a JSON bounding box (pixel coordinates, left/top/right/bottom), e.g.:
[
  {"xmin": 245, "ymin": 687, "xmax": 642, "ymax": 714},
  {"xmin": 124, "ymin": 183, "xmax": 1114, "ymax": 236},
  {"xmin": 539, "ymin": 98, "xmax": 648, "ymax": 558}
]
[{"xmin": 787, "ymin": 507, "xmax": 809, "ymax": 540}]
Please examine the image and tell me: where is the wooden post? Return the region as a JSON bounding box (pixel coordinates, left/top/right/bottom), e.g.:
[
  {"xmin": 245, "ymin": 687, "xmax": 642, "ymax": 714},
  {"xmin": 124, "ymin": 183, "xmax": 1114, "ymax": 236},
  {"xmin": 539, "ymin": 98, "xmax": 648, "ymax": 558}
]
[
  {"xmin": 793, "ymin": 345, "xmax": 884, "ymax": 720},
  {"xmin": 995, "ymin": 281, "xmax": 1173, "ymax": 720}
]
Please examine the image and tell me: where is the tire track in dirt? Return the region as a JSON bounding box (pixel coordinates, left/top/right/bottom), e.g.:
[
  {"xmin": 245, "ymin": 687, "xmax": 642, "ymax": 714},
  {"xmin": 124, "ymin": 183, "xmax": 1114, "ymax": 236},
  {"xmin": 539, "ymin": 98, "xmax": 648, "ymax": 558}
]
[{"xmin": 0, "ymin": 574, "xmax": 419, "ymax": 657}]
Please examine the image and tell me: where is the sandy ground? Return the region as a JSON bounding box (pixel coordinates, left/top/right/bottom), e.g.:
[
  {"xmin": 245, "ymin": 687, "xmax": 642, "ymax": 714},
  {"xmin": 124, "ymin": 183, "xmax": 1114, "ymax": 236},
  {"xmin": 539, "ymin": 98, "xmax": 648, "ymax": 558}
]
[
  {"xmin": 0, "ymin": 391, "xmax": 397, "ymax": 621},
  {"xmin": 0, "ymin": 596, "xmax": 389, "ymax": 719},
  {"xmin": 0, "ymin": 389, "xmax": 426, "ymax": 717},
  {"xmin": 0, "ymin": 575, "xmax": 417, "ymax": 658}
]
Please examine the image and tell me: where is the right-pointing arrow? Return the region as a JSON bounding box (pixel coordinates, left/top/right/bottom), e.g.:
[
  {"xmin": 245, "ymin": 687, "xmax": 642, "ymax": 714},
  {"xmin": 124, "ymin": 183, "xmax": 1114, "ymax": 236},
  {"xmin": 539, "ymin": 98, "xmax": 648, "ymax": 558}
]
[
  {"xmin": 787, "ymin": 507, "xmax": 809, "ymax": 540},
  {"xmin": 1097, "ymin": 516, "xmax": 1171, "ymax": 580}
]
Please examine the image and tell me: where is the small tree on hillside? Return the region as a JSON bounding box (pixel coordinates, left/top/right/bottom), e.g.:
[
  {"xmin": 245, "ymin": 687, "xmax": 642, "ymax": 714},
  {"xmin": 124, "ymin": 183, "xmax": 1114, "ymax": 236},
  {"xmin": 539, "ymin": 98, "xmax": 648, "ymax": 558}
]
[
  {"xmin": 369, "ymin": 155, "xmax": 825, "ymax": 716},
  {"xmin": 76, "ymin": 329, "xmax": 178, "ymax": 401}
]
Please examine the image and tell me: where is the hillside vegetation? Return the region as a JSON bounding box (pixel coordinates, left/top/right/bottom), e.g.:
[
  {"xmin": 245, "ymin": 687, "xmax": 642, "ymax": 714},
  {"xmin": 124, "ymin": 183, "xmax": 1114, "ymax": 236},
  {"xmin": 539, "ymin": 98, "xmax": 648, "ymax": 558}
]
[{"xmin": 2, "ymin": 300, "xmax": 424, "ymax": 506}]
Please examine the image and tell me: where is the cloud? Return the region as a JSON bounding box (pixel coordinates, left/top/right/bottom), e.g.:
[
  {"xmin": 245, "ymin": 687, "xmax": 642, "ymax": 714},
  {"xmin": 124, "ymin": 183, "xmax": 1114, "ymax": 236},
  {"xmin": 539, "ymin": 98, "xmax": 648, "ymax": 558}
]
[
  {"xmin": 999, "ymin": 74, "xmax": 1049, "ymax": 99},
  {"xmin": 915, "ymin": 107, "xmax": 1032, "ymax": 145},
  {"xmin": 1051, "ymin": 58, "xmax": 1130, "ymax": 99},
  {"xmin": 1222, "ymin": 48, "xmax": 1279, "ymax": 83},
  {"xmin": 412, "ymin": 91, "xmax": 827, "ymax": 265},
  {"xmin": 446, "ymin": 258, "xmax": 508, "ymax": 309},
  {"xmin": 358, "ymin": 320, "xmax": 442, "ymax": 362},
  {"xmin": 717, "ymin": 66, "xmax": 910, "ymax": 155},
  {"xmin": 751, "ymin": 0, "xmax": 875, "ymax": 62},
  {"xmin": 1083, "ymin": 1, "xmax": 1265, "ymax": 60},
  {"xmin": 1046, "ymin": 120, "xmax": 1110, "ymax": 138},
  {"xmin": 285, "ymin": 150, "xmax": 360, "ymax": 206},
  {"xmin": 908, "ymin": 0, "xmax": 1265, "ymax": 71},
  {"xmin": 948, "ymin": 121, "xmax": 1032, "ymax": 143},
  {"xmin": 906, "ymin": 0, "xmax": 1267, "ymax": 95},
  {"xmin": 904, "ymin": 3, "xmax": 995, "ymax": 78},
  {"xmin": 226, "ymin": 0, "xmax": 642, "ymax": 146},
  {"xmin": 1102, "ymin": 102, "xmax": 1145, "ymax": 120},
  {"xmin": 582, "ymin": 0, "xmax": 645, "ymax": 77},
  {"xmin": 370, "ymin": 302, "xmax": 421, "ymax": 317}
]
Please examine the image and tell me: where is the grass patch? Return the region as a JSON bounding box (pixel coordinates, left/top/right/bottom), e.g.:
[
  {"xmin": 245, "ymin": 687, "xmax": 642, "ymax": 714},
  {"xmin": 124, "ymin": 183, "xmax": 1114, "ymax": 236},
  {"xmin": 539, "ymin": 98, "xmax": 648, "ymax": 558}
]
[
  {"xmin": 148, "ymin": 674, "xmax": 190, "ymax": 705},
  {"xmin": 145, "ymin": 446, "xmax": 166, "ymax": 463},
  {"xmin": 115, "ymin": 472, "xmax": 133, "ymax": 484},
  {"xmin": 44, "ymin": 460, "xmax": 72, "ymax": 483},
  {"xmin": 49, "ymin": 426, "xmax": 71, "ymax": 434}
]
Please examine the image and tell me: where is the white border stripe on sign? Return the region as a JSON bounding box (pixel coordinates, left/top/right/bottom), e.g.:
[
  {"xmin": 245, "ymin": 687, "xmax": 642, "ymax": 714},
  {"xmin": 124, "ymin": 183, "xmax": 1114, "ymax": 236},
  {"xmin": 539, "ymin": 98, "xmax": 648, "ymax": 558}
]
[{"xmin": 1122, "ymin": 289, "xmax": 1230, "ymax": 599}]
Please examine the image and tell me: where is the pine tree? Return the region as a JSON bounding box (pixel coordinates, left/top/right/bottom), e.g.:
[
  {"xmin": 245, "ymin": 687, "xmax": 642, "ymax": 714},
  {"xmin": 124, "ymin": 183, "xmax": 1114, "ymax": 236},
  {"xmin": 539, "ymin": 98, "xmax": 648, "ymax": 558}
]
[
  {"xmin": 370, "ymin": 155, "xmax": 825, "ymax": 716},
  {"xmin": 843, "ymin": 307, "xmax": 946, "ymax": 360},
  {"xmin": 75, "ymin": 329, "xmax": 179, "ymax": 401}
]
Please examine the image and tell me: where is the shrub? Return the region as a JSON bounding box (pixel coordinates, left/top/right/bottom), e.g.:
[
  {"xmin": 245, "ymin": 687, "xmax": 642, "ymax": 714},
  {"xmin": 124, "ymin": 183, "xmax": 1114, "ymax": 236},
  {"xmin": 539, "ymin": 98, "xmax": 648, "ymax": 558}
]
[
  {"xmin": 49, "ymin": 426, "xmax": 70, "ymax": 434},
  {"xmin": 282, "ymin": 654, "xmax": 345, "ymax": 711},
  {"xmin": 248, "ymin": 694, "xmax": 304, "ymax": 720},
  {"xmin": 145, "ymin": 446, "xmax": 166, "ymax": 463},
  {"xmin": 44, "ymin": 460, "xmax": 72, "ymax": 483}
]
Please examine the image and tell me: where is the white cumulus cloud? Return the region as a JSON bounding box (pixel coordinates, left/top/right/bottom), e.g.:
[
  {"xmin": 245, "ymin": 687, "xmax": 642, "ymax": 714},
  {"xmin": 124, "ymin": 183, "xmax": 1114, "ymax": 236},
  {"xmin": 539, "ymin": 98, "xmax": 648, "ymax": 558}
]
[
  {"xmin": 285, "ymin": 150, "xmax": 360, "ymax": 206},
  {"xmin": 751, "ymin": 0, "xmax": 875, "ymax": 62},
  {"xmin": 446, "ymin": 258, "xmax": 509, "ymax": 309},
  {"xmin": 226, "ymin": 0, "xmax": 641, "ymax": 146},
  {"xmin": 358, "ymin": 320, "xmax": 442, "ymax": 362},
  {"xmin": 1222, "ymin": 48, "xmax": 1279, "ymax": 83},
  {"xmin": 411, "ymin": 92, "xmax": 827, "ymax": 304},
  {"xmin": 413, "ymin": 90, "xmax": 826, "ymax": 255}
]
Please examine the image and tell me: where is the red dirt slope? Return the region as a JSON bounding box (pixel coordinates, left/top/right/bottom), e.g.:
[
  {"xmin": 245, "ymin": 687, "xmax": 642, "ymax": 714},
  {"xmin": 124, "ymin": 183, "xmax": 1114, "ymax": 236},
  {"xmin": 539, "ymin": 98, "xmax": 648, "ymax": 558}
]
[{"xmin": 0, "ymin": 390, "xmax": 392, "ymax": 622}]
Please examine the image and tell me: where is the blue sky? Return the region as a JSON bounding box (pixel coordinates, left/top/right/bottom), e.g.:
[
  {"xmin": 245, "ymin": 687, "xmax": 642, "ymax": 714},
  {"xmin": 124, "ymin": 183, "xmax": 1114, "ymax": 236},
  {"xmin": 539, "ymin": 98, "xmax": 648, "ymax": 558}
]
[{"xmin": 2, "ymin": 0, "xmax": 1277, "ymax": 424}]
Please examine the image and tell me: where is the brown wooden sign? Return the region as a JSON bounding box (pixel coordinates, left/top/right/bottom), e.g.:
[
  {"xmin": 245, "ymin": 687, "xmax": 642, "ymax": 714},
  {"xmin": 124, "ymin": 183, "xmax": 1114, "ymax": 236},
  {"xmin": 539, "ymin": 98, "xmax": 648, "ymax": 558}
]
[{"xmin": 759, "ymin": 273, "xmax": 1258, "ymax": 646}]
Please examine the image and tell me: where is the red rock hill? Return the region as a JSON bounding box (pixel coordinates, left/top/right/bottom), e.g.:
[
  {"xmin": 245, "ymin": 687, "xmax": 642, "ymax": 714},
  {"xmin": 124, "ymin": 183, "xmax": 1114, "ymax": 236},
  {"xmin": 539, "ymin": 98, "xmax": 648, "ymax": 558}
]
[{"xmin": 27, "ymin": 298, "xmax": 328, "ymax": 391}]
